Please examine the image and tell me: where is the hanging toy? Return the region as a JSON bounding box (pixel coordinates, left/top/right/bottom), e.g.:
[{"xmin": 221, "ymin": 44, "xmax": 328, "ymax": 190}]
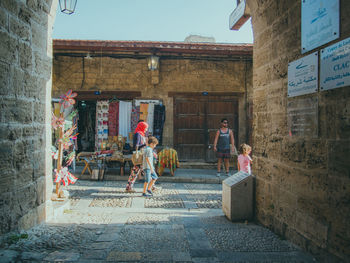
[{"xmin": 59, "ymin": 89, "xmax": 77, "ymax": 110}]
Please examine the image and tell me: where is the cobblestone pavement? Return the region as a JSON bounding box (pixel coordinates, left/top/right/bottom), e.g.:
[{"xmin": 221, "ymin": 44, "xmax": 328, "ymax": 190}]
[{"xmin": 0, "ymin": 181, "xmax": 316, "ymax": 262}]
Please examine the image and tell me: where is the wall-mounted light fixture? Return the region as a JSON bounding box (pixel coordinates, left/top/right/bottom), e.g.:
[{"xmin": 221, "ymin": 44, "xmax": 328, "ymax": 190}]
[
  {"xmin": 148, "ymin": 55, "xmax": 159, "ymax": 71},
  {"xmin": 85, "ymin": 53, "xmax": 92, "ymax": 60},
  {"xmin": 59, "ymin": 0, "xmax": 77, "ymax": 15}
]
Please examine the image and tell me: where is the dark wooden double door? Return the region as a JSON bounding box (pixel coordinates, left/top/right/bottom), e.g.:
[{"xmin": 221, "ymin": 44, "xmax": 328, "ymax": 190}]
[{"xmin": 174, "ymin": 95, "xmax": 238, "ymax": 162}]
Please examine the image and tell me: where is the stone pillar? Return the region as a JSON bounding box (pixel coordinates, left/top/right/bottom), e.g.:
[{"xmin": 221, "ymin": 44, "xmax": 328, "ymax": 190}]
[
  {"xmin": 247, "ymin": 0, "xmax": 350, "ymax": 260},
  {"xmin": 0, "ymin": 0, "xmax": 58, "ymax": 234}
]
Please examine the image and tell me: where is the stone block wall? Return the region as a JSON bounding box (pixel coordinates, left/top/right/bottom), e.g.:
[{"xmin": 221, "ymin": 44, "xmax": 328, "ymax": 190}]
[
  {"xmin": 53, "ymin": 56, "xmax": 252, "ymax": 147},
  {"xmin": 0, "ymin": 0, "xmax": 57, "ymax": 234},
  {"xmin": 248, "ymin": 0, "xmax": 350, "ymax": 261}
]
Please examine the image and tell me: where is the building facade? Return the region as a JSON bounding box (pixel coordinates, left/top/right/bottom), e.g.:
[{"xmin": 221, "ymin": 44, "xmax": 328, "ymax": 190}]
[{"xmin": 53, "ymin": 40, "xmax": 253, "ymax": 161}]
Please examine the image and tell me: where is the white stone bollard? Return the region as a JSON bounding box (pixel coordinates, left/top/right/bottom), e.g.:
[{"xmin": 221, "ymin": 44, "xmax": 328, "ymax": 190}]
[{"xmin": 222, "ymin": 171, "xmax": 253, "ymax": 221}]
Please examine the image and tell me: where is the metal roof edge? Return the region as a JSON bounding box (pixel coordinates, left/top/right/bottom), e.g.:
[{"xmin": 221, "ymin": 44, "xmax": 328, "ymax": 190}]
[{"xmin": 53, "ymin": 39, "xmax": 253, "ymax": 56}]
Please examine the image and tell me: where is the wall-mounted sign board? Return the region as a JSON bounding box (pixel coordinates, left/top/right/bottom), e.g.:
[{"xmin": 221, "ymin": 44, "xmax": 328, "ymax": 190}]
[
  {"xmin": 288, "ymin": 52, "xmax": 318, "ymax": 97},
  {"xmin": 229, "ymin": 0, "xmax": 250, "ymax": 31},
  {"xmin": 320, "ymin": 37, "xmax": 350, "ymax": 91},
  {"xmin": 287, "ymin": 96, "xmax": 318, "ymax": 138},
  {"xmin": 301, "ymin": 0, "xmax": 339, "ymax": 54}
]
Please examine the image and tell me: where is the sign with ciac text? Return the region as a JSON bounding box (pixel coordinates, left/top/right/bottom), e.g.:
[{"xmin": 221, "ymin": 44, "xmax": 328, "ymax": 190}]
[
  {"xmin": 301, "ymin": 0, "xmax": 339, "ymax": 54},
  {"xmin": 320, "ymin": 37, "xmax": 350, "ymax": 91},
  {"xmin": 288, "ymin": 52, "xmax": 318, "ymax": 97}
]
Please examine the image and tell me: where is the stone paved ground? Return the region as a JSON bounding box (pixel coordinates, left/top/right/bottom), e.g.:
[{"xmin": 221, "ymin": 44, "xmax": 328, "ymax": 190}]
[{"xmin": 0, "ymin": 181, "xmax": 316, "ymax": 262}]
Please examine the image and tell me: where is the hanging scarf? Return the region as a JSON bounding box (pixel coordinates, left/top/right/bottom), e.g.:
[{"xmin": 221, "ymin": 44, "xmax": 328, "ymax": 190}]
[{"xmin": 134, "ymin": 121, "xmax": 148, "ymax": 137}]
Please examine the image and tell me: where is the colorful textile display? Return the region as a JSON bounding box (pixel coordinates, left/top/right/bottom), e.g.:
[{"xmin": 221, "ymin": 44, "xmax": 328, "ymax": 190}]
[
  {"xmin": 108, "ymin": 101, "xmax": 119, "ymax": 136},
  {"xmin": 157, "ymin": 148, "xmax": 180, "ymax": 176},
  {"xmin": 153, "ymin": 105, "xmax": 166, "ymax": 145},
  {"xmin": 130, "ymin": 105, "xmax": 140, "ymax": 132},
  {"xmin": 139, "ymin": 103, "xmax": 149, "ymax": 122},
  {"xmin": 95, "ymin": 100, "xmax": 109, "ymax": 151}
]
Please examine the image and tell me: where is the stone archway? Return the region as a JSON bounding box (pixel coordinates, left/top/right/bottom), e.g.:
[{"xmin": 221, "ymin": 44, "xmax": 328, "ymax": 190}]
[{"xmin": 0, "ymin": 0, "xmax": 349, "ymax": 261}]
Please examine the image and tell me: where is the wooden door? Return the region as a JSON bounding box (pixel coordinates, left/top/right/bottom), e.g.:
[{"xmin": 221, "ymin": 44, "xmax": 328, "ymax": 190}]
[
  {"xmin": 174, "ymin": 95, "xmax": 238, "ymax": 162},
  {"xmin": 206, "ymin": 96, "xmax": 238, "ymax": 162}
]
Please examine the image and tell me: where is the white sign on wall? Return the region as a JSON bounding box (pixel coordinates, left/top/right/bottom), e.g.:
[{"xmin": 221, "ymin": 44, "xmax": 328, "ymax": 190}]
[
  {"xmin": 229, "ymin": 0, "xmax": 250, "ymax": 30},
  {"xmin": 288, "ymin": 52, "xmax": 318, "ymax": 97},
  {"xmin": 287, "ymin": 96, "xmax": 318, "ymax": 138},
  {"xmin": 301, "ymin": 0, "xmax": 339, "ymax": 54},
  {"xmin": 320, "ymin": 37, "xmax": 350, "ymax": 91}
]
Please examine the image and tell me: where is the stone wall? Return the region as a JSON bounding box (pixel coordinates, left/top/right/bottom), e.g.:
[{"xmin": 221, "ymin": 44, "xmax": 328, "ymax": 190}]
[
  {"xmin": 0, "ymin": 0, "xmax": 56, "ymax": 234},
  {"xmin": 247, "ymin": 0, "xmax": 350, "ymax": 261},
  {"xmin": 53, "ymin": 55, "xmax": 252, "ymax": 147}
]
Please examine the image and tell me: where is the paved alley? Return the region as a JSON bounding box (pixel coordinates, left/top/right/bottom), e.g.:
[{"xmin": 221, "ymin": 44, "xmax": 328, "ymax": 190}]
[{"xmin": 0, "ymin": 181, "xmax": 316, "ymax": 262}]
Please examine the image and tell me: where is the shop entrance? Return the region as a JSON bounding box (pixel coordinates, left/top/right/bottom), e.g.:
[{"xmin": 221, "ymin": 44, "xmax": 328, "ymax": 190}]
[
  {"xmin": 173, "ymin": 94, "xmax": 238, "ymax": 162},
  {"xmin": 77, "ymin": 101, "xmax": 96, "ymax": 152}
]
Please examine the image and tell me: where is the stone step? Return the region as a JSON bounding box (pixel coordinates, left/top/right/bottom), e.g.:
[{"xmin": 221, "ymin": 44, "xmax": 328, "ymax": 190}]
[
  {"xmin": 179, "ymin": 162, "xmax": 217, "ymax": 169},
  {"xmin": 179, "ymin": 162, "xmax": 237, "ymax": 169}
]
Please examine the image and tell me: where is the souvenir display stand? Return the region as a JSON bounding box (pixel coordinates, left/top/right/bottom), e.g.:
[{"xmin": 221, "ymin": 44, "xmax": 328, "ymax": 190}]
[
  {"xmin": 71, "ymin": 98, "xmax": 168, "ymax": 180},
  {"xmin": 51, "ymin": 90, "xmax": 78, "ymax": 200}
]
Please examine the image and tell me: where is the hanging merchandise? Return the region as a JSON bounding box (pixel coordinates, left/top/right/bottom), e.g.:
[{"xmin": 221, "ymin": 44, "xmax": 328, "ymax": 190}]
[
  {"xmin": 60, "ymin": 90, "xmax": 77, "ymax": 109},
  {"xmin": 54, "ymin": 103, "xmax": 61, "ymax": 117},
  {"xmin": 153, "ymin": 104, "xmax": 166, "ymax": 145},
  {"xmin": 139, "ymin": 103, "xmax": 149, "ymax": 122},
  {"xmin": 51, "ymin": 146, "xmax": 58, "ymax": 160},
  {"xmin": 158, "ymin": 148, "xmax": 180, "ymax": 176},
  {"xmin": 108, "ymin": 101, "xmax": 119, "ymax": 136},
  {"xmin": 146, "ymin": 103, "xmax": 155, "ymax": 135},
  {"xmin": 52, "ymin": 89, "xmax": 79, "ymax": 199},
  {"xmin": 67, "ymin": 109, "xmax": 79, "ymax": 156},
  {"xmin": 60, "ymin": 124, "xmax": 78, "ymax": 150},
  {"xmin": 133, "ymin": 99, "xmax": 164, "ymax": 141},
  {"xmin": 65, "ymin": 151, "xmax": 76, "ymax": 166},
  {"xmin": 130, "ymin": 105, "xmax": 140, "ymax": 132},
  {"xmin": 118, "ymin": 101, "xmax": 132, "ymax": 142},
  {"xmin": 95, "ymin": 100, "xmax": 109, "ymax": 151},
  {"xmin": 54, "ymin": 167, "xmax": 77, "ymax": 186},
  {"xmin": 51, "ymin": 112, "xmax": 65, "ymax": 130}
]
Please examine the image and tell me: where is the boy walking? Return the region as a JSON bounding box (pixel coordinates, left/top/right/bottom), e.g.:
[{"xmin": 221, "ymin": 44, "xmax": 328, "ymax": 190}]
[{"xmin": 142, "ymin": 136, "xmax": 159, "ymax": 197}]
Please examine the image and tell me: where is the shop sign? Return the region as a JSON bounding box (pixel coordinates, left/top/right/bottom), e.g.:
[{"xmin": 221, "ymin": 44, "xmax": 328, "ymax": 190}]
[
  {"xmin": 301, "ymin": 0, "xmax": 339, "ymax": 54},
  {"xmin": 320, "ymin": 37, "xmax": 350, "ymax": 91},
  {"xmin": 229, "ymin": 0, "xmax": 250, "ymax": 30},
  {"xmin": 134, "ymin": 99, "xmax": 161, "ymax": 106},
  {"xmin": 288, "ymin": 52, "xmax": 318, "ymax": 97}
]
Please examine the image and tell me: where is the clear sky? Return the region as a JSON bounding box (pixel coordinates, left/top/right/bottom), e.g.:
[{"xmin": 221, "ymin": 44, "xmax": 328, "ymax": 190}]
[{"xmin": 53, "ymin": 0, "xmax": 253, "ymax": 43}]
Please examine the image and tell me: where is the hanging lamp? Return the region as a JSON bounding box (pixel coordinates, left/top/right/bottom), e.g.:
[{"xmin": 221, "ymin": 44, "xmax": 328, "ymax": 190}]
[{"xmin": 59, "ymin": 0, "xmax": 77, "ymax": 15}]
